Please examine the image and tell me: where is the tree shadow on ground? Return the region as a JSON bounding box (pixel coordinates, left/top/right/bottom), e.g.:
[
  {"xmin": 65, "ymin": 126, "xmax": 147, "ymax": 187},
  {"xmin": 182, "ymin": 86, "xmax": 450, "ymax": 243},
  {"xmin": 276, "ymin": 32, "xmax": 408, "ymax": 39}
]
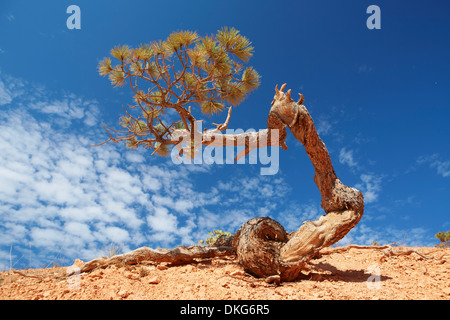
[{"xmin": 299, "ymin": 261, "xmax": 392, "ymax": 283}]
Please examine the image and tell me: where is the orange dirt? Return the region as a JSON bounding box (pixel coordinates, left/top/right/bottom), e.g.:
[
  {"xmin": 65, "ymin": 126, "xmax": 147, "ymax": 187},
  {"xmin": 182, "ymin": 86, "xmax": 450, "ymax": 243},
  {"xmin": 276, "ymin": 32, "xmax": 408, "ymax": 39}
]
[{"xmin": 1, "ymin": 247, "xmax": 449, "ymax": 300}]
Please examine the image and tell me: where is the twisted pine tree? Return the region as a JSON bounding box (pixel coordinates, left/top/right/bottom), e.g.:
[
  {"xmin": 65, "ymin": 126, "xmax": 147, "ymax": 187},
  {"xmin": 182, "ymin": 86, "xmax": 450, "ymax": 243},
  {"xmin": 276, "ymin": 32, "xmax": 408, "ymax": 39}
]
[{"xmin": 93, "ymin": 28, "xmax": 364, "ymax": 282}]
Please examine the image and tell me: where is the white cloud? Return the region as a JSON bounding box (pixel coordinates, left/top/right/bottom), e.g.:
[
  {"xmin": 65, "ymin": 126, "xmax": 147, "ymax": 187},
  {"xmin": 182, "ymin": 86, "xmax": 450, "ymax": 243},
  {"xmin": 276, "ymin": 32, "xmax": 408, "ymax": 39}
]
[
  {"xmin": 0, "ymin": 74, "xmax": 100, "ymax": 128},
  {"xmin": 316, "ymin": 119, "xmax": 332, "ymax": 136},
  {"xmin": 355, "ymin": 174, "xmax": 382, "ymax": 204},
  {"xmin": 64, "ymin": 222, "xmax": 95, "ymax": 242},
  {"xmin": 339, "ymin": 223, "xmax": 433, "ymax": 247},
  {"xmin": 0, "ymin": 81, "xmax": 12, "ymax": 105},
  {"xmin": 339, "ymin": 147, "xmax": 358, "ymax": 168},
  {"xmin": 432, "ymin": 160, "xmax": 450, "ymax": 177},
  {"xmin": 358, "ymin": 64, "xmax": 373, "ymax": 73},
  {"xmin": 147, "ymin": 207, "xmax": 178, "ymax": 233},
  {"xmin": 278, "ymin": 203, "xmax": 322, "ymax": 232},
  {"xmin": 151, "ymin": 195, "xmax": 194, "ymax": 215},
  {"xmin": 0, "ymin": 223, "xmax": 28, "ymax": 246},
  {"xmin": 417, "ymin": 154, "xmax": 450, "ymax": 178},
  {"xmin": 126, "ymin": 152, "xmax": 145, "ymax": 163},
  {"xmin": 5, "ymin": 13, "xmax": 15, "ymax": 22},
  {"xmin": 142, "ymin": 175, "xmax": 162, "ymax": 191},
  {"xmin": 175, "ymin": 199, "xmax": 194, "ymax": 214},
  {"xmin": 152, "ymin": 195, "xmax": 173, "ymax": 207},
  {"xmin": 30, "ymin": 228, "xmax": 68, "ymax": 248},
  {"xmin": 101, "ymin": 226, "xmax": 131, "ymax": 244}
]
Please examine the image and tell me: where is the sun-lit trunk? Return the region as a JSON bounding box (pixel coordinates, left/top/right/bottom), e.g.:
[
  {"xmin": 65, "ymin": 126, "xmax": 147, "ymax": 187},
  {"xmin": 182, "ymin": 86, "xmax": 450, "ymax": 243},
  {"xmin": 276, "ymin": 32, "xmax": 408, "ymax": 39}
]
[{"xmin": 233, "ymin": 84, "xmax": 364, "ymax": 281}]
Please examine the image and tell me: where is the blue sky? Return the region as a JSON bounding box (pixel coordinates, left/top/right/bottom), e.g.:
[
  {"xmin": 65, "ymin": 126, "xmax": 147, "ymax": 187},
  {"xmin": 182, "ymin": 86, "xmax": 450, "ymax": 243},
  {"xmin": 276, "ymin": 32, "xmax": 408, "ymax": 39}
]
[{"xmin": 0, "ymin": 0, "xmax": 449, "ymax": 269}]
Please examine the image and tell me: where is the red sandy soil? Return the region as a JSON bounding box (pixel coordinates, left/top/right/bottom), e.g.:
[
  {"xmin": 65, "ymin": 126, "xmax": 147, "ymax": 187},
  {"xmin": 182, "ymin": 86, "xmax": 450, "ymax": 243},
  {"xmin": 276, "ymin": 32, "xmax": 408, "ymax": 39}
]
[{"xmin": 1, "ymin": 247, "xmax": 449, "ymax": 300}]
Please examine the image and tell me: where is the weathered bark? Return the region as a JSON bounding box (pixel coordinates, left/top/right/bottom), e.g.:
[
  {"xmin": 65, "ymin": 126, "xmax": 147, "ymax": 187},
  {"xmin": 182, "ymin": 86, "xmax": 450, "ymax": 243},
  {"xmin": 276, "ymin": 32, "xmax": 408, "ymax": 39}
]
[{"xmin": 233, "ymin": 84, "xmax": 364, "ymax": 281}]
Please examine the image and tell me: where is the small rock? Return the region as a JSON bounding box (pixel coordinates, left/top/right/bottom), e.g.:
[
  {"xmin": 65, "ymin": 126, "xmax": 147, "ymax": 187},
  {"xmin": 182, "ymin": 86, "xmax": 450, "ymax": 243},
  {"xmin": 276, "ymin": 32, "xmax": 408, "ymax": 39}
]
[
  {"xmin": 157, "ymin": 265, "xmax": 169, "ymax": 270},
  {"xmin": 148, "ymin": 276, "xmax": 160, "ymax": 284},
  {"xmin": 117, "ymin": 289, "xmax": 131, "ymax": 298},
  {"xmin": 230, "ymin": 271, "xmax": 245, "ymax": 277}
]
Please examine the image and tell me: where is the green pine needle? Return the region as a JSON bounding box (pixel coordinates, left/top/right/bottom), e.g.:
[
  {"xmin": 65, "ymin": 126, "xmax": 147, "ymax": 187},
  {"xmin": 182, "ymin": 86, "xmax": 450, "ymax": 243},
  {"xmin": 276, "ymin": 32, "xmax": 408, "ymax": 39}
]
[
  {"xmin": 110, "ymin": 45, "xmax": 131, "ymax": 61},
  {"xmin": 201, "ymin": 100, "xmax": 225, "ymax": 115},
  {"xmin": 98, "ymin": 57, "xmax": 112, "ymax": 76}
]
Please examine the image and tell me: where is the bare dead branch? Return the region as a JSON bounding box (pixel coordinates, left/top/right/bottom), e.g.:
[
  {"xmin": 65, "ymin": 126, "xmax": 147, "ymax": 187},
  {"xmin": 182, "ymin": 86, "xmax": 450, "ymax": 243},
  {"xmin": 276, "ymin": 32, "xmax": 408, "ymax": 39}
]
[{"xmin": 211, "ymin": 106, "xmax": 233, "ymax": 132}]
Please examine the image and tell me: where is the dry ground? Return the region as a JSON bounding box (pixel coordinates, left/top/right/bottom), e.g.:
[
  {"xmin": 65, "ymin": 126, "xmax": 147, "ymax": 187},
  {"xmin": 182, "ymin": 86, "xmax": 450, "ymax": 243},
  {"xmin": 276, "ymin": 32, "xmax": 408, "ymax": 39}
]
[{"xmin": 1, "ymin": 246, "xmax": 449, "ymax": 300}]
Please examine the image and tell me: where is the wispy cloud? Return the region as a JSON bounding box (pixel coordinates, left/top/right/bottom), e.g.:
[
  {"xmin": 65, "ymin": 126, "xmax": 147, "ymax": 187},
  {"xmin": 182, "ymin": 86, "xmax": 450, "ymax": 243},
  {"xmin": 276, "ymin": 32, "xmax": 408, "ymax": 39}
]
[
  {"xmin": 0, "ymin": 80, "xmax": 13, "ymax": 106},
  {"xmin": 5, "ymin": 13, "xmax": 15, "ymax": 22},
  {"xmin": 339, "ymin": 147, "xmax": 358, "ymax": 169},
  {"xmin": 316, "ymin": 118, "xmax": 332, "ymax": 136},
  {"xmin": 417, "ymin": 154, "xmax": 450, "ymax": 178},
  {"xmin": 277, "ymin": 202, "xmax": 322, "ymax": 232},
  {"xmin": 337, "ymin": 145, "xmax": 384, "ymax": 205},
  {"xmin": 358, "ymin": 64, "xmax": 373, "ymax": 73},
  {"xmin": 355, "ymin": 173, "xmax": 382, "ymax": 204},
  {"xmin": 432, "ymin": 161, "xmax": 450, "ymax": 177},
  {"xmin": 338, "ymin": 223, "xmax": 432, "ymax": 247}
]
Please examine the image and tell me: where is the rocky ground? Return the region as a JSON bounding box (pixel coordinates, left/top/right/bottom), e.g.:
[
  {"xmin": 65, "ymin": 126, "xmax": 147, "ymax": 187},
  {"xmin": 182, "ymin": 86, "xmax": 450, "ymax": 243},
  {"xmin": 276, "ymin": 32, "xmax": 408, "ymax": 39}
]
[{"xmin": 1, "ymin": 246, "xmax": 449, "ymax": 300}]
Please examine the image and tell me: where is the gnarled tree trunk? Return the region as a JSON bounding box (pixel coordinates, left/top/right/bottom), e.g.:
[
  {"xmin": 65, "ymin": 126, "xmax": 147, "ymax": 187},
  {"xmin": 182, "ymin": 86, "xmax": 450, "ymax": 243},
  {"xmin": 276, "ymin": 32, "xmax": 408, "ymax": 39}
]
[{"xmin": 233, "ymin": 84, "xmax": 364, "ymax": 281}]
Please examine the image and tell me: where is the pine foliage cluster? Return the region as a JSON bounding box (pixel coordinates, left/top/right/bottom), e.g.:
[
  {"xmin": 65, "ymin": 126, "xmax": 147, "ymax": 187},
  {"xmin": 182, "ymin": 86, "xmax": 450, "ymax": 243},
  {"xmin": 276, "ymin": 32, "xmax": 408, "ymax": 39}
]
[{"xmin": 97, "ymin": 28, "xmax": 260, "ymax": 157}]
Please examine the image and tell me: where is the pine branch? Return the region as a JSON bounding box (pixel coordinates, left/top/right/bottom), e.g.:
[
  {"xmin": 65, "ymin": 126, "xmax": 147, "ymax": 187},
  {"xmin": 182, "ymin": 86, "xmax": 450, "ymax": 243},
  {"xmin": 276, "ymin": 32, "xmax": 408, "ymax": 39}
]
[{"xmin": 96, "ymin": 28, "xmax": 261, "ymax": 156}]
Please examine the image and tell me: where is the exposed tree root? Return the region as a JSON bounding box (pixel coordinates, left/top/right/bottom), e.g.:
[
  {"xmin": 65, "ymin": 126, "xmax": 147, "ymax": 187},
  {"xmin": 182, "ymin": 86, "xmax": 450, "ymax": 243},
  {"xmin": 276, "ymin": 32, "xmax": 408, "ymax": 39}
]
[
  {"xmin": 317, "ymin": 244, "xmax": 449, "ymax": 260},
  {"xmin": 12, "ymin": 270, "xmax": 44, "ymax": 279},
  {"xmin": 67, "ymin": 245, "xmax": 234, "ymax": 276},
  {"xmin": 382, "ymin": 247, "xmax": 433, "ymax": 259},
  {"xmin": 317, "ymin": 244, "xmax": 392, "ymax": 256}
]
